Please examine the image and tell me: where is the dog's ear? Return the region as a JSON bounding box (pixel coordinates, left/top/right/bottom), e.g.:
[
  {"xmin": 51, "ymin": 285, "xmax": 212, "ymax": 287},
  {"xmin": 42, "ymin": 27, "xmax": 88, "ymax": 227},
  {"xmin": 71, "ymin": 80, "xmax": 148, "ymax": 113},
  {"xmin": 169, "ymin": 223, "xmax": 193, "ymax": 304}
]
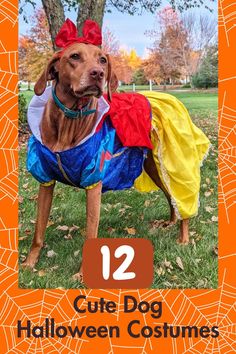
[
  {"xmin": 106, "ymin": 54, "xmax": 118, "ymax": 102},
  {"xmin": 34, "ymin": 52, "xmax": 61, "ymax": 96}
]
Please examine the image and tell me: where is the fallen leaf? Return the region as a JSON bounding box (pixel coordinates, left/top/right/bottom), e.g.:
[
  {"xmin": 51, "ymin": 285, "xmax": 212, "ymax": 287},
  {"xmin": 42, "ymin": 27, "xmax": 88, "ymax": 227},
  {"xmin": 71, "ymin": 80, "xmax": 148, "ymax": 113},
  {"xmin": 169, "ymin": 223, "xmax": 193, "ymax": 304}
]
[
  {"xmin": 50, "ymin": 266, "xmax": 59, "ymax": 271},
  {"xmin": 47, "ymin": 250, "xmax": 57, "ymax": 258},
  {"xmin": 206, "ymin": 178, "xmax": 210, "ymax": 185},
  {"xmin": 163, "ymin": 259, "xmax": 173, "ymax": 269},
  {"xmin": 19, "ymin": 196, "xmax": 24, "ymax": 203},
  {"xmin": 197, "ymin": 279, "xmax": 206, "ymax": 288},
  {"xmin": 80, "ymin": 228, "xmax": 86, "ymax": 237},
  {"xmin": 195, "ymin": 234, "xmax": 203, "ymax": 241},
  {"xmin": 124, "ymin": 204, "xmax": 132, "ymax": 209},
  {"xmin": 164, "ymin": 281, "xmax": 172, "ymax": 287},
  {"xmin": 38, "ymin": 270, "xmax": 46, "ymax": 277},
  {"xmin": 190, "ymin": 239, "xmax": 196, "ymax": 249},
  {"xmin": 107, "ymin": 227, "xmax": 115, "ymax": 234},
  {"xmin": 47, "ymin": 220, "xmax": 55, "ymax": 227},
  {"xmin": 213, "ymin": 246, "xmax": 218, "ymax": 256},
  {"xmin": 205, "ymin": 206, "xmax": 214, "ymax": 213},
  {"xmin": 29, "ymin": 194, "xmax": 38, "ymax": 200},
  {"xmin": 124, "ymin": 227, "xmax": 136, "ymax": 235},
  {"xmin": 211, "ymin": 216, "xmax": 218, "ymax": 222},
  {"xmin": 19, "ymin": 236, "xmax": 28, "ymax": 241},
  {"xmin": 74, "ymin": 250, "xmax": 80, "ymax": 257},
  {"xmin": 56, "ymin": 225, "xmax": 69, "ymax": 231},
  {"xmin": 176, "ymin": 257, "xmax": 184, "ymax": 270},
  {"xmin": 69, "ymin": 225, "xmax": 79, "ymax": 232},
  {"xmin": 204, "ymin": 191, "xmax": 212, "ymax": 197},
  {"xmin": 144, "ymin": 200, "xmax": 151, "ymax": 207},
  {"xmin": 64, "ymin": 234, "xmax": 73, "ymax": 240},
  {"xmin": 149, "ymin": 219, "xmax": 165, "ymax": 229},
  {"xmin": 156, "ymin": 267, "xmax": 165, "ymax": 276},
  {"xmin": 23, "ymin": 183, "xmax": 29, "ymax": 189},
  {"xmin": 119, "ymin": 208, "xmax": 126, "ymax": 215}
]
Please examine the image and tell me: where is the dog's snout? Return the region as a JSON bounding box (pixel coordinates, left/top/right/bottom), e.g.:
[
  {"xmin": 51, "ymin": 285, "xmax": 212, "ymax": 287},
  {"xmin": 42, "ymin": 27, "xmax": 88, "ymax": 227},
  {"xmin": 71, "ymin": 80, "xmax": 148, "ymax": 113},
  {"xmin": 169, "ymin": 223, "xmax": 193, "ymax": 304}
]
[{"xmin": 90, "ymin": 68, "xmax": 104, "ymax": 80}]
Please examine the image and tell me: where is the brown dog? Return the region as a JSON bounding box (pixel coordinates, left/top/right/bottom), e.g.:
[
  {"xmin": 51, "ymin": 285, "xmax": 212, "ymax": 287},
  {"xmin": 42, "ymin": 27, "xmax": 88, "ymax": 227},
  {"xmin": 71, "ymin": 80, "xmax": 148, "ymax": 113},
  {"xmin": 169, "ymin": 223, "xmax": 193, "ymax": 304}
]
[{"xmin": 22, "ymin": 42, "xmax": 189, "ymax": 280}]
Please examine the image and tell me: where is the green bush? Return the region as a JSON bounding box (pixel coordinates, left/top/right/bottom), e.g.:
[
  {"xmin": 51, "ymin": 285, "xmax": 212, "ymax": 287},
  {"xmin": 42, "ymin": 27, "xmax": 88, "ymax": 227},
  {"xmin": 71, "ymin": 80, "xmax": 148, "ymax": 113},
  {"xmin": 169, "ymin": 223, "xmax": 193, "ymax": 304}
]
[
  {"xmin": 19, "ymin": 92, "xmax": 27, "ymax": 127},
  {"xmin": 192, "ymin": 45, "xmax": 218, "ymax": 89},
  {"xmin": 182, "ymin": 83, "xmax": 191, "ymax": 89},
  {"xmin": 132, "ymin": 68, "xmax": 148, "ymax": 85}
]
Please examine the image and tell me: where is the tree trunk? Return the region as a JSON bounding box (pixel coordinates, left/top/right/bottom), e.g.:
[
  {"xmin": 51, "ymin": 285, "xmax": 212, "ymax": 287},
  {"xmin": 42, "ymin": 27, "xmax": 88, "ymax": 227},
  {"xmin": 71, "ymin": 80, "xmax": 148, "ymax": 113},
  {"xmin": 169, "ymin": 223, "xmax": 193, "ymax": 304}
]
[
  {"xmin": 42, "ymin": 0, "xmax": 106, "ymax": 50},
  {"xmin": 77, "ymin": 0, "xmax": 106, "ymax": 34},
  {"xmin": 42, "ymin": 0, "xmax": 65, "ymax": 50}
]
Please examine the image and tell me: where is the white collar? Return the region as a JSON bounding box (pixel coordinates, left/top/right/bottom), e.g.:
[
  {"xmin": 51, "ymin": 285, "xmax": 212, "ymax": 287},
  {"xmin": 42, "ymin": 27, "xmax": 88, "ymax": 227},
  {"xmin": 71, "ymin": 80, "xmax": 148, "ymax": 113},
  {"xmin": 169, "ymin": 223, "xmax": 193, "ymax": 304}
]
[{"xmin": 27, "ymin": 86, "xmax": 110, "ymax": 146}]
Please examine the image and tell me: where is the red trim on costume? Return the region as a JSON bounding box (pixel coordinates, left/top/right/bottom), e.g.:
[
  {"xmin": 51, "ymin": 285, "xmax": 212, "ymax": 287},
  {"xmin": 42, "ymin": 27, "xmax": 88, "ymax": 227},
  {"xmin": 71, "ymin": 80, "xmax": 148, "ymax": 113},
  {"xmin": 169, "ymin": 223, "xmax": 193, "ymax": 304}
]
[{"xmin": 97, "ymin": 93, "xmax": 153, "ymax": 150}]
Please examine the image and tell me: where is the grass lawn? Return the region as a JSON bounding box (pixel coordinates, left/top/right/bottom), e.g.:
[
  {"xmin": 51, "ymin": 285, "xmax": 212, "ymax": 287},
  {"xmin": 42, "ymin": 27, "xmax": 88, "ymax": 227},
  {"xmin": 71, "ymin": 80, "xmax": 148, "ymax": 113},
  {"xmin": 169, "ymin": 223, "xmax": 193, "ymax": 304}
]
[{"xmin": 19, "ymin": 90, "xmax": 218, "ymax": 289}]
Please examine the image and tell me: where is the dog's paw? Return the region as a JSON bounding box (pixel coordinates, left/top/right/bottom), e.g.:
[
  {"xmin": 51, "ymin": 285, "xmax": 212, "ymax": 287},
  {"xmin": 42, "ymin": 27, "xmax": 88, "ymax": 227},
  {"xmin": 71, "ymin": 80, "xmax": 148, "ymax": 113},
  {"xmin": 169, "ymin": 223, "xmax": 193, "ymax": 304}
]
[
  {"xmin": 21, "ymin": 258, "xmax": 37, "ymax": 270},
  {"xmin": 176, "ymin": 238, "xmax": 189, "ymax": 245},
  {"xmin": 21, "ymin": 251, "xmax": 40, "ymax": 269}
]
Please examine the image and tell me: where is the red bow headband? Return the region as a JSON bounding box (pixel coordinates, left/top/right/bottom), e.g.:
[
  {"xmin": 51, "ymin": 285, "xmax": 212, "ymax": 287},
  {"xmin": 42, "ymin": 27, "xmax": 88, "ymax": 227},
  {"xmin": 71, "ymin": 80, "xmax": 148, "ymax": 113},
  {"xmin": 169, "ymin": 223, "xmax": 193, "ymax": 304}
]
[{"xmin": 55, "ymin": 18, "xmax": 102, "ymax": 49}]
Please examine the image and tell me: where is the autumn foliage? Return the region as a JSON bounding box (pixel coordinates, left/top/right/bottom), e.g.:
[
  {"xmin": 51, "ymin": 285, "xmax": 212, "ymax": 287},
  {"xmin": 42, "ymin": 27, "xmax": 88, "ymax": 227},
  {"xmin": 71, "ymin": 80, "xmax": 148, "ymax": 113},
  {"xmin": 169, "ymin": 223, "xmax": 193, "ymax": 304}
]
[
  {"xmin": 19, "ymin": 9, "xmax": 53, "ymax": 85},
  {"xmin": 19, "ymin": 6, "xmax": 216, "ymax": 88},
  {"xmin": 102, "ymin": 27, "xmax": 142, "ymax": 84}
]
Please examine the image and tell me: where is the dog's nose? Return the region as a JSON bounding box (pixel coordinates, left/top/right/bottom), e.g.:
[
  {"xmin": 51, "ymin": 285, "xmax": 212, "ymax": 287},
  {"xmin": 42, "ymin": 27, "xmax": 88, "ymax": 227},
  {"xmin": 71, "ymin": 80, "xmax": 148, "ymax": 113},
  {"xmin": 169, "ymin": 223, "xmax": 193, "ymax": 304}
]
[{"xmin": 90, "ymin": 68, "xmax": 104, "ymax": 80}]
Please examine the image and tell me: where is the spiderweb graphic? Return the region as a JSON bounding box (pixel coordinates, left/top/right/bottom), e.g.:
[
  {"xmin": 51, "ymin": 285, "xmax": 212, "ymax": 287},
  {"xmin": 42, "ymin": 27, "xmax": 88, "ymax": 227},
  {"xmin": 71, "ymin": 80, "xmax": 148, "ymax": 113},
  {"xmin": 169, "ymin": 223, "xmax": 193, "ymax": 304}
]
[
  {"xmin": 0, "ymin": 0, "xmax": 17, "ymax": 26},
  {"xmin": 219, "ymin": 0, "xmax": 236, "ymax": 46},
  {"xmin": 218, "ymin": 90, "xmax": 236, "ymax": 223},
  {"xmin": 0, "ymin": 27, "xmax": 18, "ymax": 205},
  {"xmin": 0, "ymin": 272, "xmax": 235, "ymax": 354}
]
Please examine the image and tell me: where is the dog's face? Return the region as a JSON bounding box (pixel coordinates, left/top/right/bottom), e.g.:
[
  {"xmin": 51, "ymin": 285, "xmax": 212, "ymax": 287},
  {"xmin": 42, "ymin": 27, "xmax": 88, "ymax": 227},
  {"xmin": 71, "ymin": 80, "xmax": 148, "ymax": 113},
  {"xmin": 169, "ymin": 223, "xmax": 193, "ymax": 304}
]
[
  {"xmin": 34, "ymin": 43, "xmax": 118, "ymax": 101},
  {"xmin": 57, "ymin": 43, "xmax": 108, "ymax": 98}
]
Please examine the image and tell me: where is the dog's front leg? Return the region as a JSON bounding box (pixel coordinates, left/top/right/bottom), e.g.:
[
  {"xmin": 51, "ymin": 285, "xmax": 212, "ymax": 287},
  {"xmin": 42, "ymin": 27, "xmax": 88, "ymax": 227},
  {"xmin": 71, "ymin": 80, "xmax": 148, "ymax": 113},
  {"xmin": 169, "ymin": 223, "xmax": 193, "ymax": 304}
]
[
  {"xmin": 73, "ymin": 182, "xmax": 102, "ymax": 282},
  {"xmin": 85, "ymin": 181, "xmax": 102, "ymax": 238},
  {"xmin": 22, "ymin": 183, "xmax": 55, "ymax": 269}
]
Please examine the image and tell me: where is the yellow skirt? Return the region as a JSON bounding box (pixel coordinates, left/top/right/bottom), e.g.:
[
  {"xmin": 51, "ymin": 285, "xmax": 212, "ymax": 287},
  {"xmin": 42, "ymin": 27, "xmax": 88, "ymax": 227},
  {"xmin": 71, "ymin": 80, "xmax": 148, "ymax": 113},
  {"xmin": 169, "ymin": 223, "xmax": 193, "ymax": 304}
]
[{"xmin": 134, "ymin": 91, "xmax": 210, "ymax": 219}]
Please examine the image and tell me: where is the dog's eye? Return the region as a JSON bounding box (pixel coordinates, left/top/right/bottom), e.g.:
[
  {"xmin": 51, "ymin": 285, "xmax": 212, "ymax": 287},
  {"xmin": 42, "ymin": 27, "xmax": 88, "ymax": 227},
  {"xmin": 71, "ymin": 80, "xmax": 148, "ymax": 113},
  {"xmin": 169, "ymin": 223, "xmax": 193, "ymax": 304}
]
[
  {"xmin": 100, "ymin": 57, "xmax": 107, "ymax": 64},
  {"xmin": 70, "ymin": 53, "xmax": 80, "ymax": 60}
]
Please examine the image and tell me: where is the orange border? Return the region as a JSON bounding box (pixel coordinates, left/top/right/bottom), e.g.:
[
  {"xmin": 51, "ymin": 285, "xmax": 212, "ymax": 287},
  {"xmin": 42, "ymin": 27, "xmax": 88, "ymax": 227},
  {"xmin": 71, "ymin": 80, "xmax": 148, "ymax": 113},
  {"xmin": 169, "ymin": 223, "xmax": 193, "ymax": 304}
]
[{"xmin": 0, "ymin": 1, "xmax": 236, "ymax": 353}]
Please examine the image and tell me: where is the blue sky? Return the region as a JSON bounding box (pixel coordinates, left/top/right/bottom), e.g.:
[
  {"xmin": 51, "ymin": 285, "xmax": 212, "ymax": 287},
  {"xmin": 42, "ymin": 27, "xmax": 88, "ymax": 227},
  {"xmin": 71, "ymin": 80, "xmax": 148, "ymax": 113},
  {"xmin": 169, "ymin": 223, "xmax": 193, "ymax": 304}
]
[{"xmin": 19, "ymin": 1, "xmax": 217, "ymax": 57}]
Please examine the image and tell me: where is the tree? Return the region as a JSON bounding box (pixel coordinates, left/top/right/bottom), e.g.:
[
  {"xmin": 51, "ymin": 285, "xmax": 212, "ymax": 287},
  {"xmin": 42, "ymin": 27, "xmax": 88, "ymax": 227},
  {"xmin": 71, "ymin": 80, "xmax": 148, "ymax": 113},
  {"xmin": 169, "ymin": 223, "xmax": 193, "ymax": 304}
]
[
  {"xmin": 19, "ymin": 9, "xmax": 53, "ymax": 86},
  {"xmin": 144, "ymin": 5, "xmax": 217, "ymax": 87},
  {"xmin": 192, "ymin": 45, "xmax": 218, "ymax": 89},
  {"xmin": 19, "ymin": 36, "xmax": 34, "ymax": 89},
  {"xmin": 102, "ymin": 28, "xmax": 133, "ymax": 84},
  {"xmin": 19, "ymin": 0, "xmax": 217, "ymax": 49},
  {"xmin": 132, "ymin": 68, "xmax": 148, "ymax": 85},
  {"xmin": 142, "ymin": 54, "xmax": 161, "ymax": 84},
  {"xmin": 126, "ymin": 49, "xmax": 142, "ymax": 70},
  {"xmin": 181, "ymin": 12, "xmax": 217, "ymax": 73},
  {"xmin": 102, "ymin": 27, "xmax": 120, "ymax": 56},
  {"xmin": 145, "ymin": 7, "xmax": 189, "ymax": 89}
]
